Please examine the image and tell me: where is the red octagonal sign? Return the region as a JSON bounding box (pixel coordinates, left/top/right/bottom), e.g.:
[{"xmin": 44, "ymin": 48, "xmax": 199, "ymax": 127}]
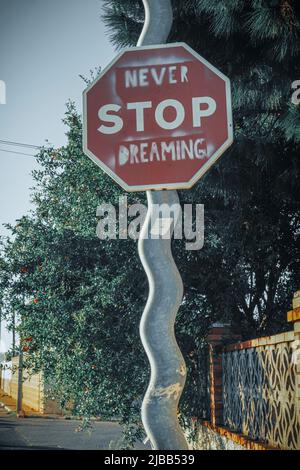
[{"xmin": 83, "ymin": 43, "xmax": 233, "ymax": 192}]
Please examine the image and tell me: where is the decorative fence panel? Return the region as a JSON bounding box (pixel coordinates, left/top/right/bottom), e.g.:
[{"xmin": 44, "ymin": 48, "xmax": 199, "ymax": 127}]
[{"xmin": 222, "ymin": 332, "xmax": 300, "ymax": 450}]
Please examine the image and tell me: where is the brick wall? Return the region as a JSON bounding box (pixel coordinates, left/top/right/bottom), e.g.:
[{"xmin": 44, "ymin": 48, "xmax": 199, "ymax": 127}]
[{"xmin": 194, "ymin": 291, "xmax": 300, "ymax": 450}]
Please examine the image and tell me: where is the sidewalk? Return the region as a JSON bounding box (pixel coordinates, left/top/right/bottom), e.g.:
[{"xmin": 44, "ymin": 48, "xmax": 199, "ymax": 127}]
[{"xmin": 0, "ymin": 391, "xmax": 63, "ymax": 419}]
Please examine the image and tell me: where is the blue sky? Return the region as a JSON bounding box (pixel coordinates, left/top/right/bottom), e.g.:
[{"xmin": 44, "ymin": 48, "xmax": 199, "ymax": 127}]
[
  {"xmin": 0, "ymin": 0, "xmax": 114, "ymax": 236},
  {"xmin": 0, "ymin": 0, "xmax": 115, "ymax": 351}
]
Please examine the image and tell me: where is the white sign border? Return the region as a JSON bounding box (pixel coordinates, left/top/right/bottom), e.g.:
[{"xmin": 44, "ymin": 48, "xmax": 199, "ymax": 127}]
[{"xmin": 83, "ymin": 42, "xmax": 233, "ymax": 192}]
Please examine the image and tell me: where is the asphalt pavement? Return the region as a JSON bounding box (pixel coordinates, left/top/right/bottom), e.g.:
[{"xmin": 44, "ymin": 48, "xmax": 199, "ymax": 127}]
[{"xmin": 0, "ymin": 404, "xmax": 147, "ymax": 450}]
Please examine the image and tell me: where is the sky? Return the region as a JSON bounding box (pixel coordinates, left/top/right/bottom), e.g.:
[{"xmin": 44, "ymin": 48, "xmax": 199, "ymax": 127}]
[{"xmin": 0, "ymin": 0, "xmax": 115, "ymax": 352}]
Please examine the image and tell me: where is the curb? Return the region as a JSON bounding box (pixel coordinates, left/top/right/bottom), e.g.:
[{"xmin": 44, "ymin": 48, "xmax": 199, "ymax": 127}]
[
  {"xmin": 0, "ymin": 401, "xmax": 100, "ymax": 421},
  {"xmin": 1, "ymin": 398, "xmax": 119, "ymax": 422}
]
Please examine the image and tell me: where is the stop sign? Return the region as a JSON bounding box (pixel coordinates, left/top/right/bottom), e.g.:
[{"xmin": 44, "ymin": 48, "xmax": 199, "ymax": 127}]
[{"xmin": 83, "ymin": 43, "xmax": 233, "ymax": 192}]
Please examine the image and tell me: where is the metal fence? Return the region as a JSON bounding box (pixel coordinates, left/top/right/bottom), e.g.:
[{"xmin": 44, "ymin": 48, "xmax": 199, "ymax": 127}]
[{"xmin": 222, "ymin": 333, "xmax": 300, "ymax": 450}]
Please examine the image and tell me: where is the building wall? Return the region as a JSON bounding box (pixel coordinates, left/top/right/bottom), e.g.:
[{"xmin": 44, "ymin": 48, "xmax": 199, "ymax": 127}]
[
  {"xmin": 0, "ymin": 361, "xmax": 12, "ymax": 395},
  {"xmin": 1, "ymin": 357, "xmax": 62, "ymax": 414}
]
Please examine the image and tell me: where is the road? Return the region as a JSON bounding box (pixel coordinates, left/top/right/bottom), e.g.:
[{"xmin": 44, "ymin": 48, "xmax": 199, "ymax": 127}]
[{"xmin": 0, "ymin": 405, "xmax": 147, "ymax": 450}]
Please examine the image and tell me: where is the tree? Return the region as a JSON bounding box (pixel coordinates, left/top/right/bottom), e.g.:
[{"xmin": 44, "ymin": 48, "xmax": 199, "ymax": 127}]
[
  {"xmin": 0, "ymin": 100, "xmax": 210, "ymax": 443},
  {"xmin": 0, "ymin": 104, "xmax": 147, "ymax": 444},
  {"xmin": 103, "ymin": 0, "xmax": 300, "ymax": 335}
]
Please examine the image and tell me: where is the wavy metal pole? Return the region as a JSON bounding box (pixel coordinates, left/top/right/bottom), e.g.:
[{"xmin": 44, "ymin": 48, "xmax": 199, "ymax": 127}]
[{"xmin": 138, "ymin": 0, "xmax": 188, "ymax": 451}]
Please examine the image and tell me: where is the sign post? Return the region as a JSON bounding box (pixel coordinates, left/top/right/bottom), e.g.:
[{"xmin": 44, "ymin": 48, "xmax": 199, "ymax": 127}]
[
  {"xmin": 136, "ymin": 0, "xmax": 188, "ymax": 451},
  {"xmin": 83, "ymin": 0, "xmax": 233, "ymax": 450}
]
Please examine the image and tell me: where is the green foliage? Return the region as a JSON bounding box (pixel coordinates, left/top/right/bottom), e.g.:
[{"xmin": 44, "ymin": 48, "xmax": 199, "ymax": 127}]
[
  {"xmin": 279, "ymin": 103, "xmax": 300, "ymax": 142},
  {"xmin": 0, "ymin": 104, "xmax": 148, "ymax": 437}
]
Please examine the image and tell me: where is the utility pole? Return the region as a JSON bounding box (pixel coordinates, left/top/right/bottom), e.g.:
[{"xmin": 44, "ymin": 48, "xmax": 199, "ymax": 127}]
[
  {"xmin": 16, "ymin": 298, "xmax": 25, "ymax": 416},
  {"xmin": 0, "ymin": 308, "xmax": 2, "ymax": 390},
  {"xmin": 12, "ymin": 311, "xmax": 16, "ymax": 357},
  {"xmin": 16, "ymin": 346, "xmax": 23, "ymax": 416}
]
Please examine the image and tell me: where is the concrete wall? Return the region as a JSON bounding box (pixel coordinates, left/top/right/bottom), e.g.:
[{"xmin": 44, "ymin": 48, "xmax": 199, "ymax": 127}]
[
  {"xmin": 10, "ymin": 357, "xmax": 43, "ymax": 411},
  {"xmin": 187, "ymin": 421, "xmax": 273, "ymax": 451},
  {"xmin": 1, "ymin": 357, "xmax": 62, "ymax": 414},
  {"xmin": 189, "ymin": 422, "xmax": 245, "ymax": 450}
]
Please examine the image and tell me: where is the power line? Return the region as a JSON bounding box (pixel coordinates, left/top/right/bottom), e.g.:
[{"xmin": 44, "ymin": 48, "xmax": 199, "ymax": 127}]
[
  {"xmin": 0, "ymin": 139, "xmax": 42, "ymax": 150},
  {"xmin": 0, "ymin": 148, "xmax": 36, "ymax": 157},
  {"xmin": 0, "ymin": 138, "xmax": 43, "ymax": 157}
]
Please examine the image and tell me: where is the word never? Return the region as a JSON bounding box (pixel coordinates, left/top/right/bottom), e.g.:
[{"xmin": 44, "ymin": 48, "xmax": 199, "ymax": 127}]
[{"xmin": 124, "ymin": 64, "xmax": 189, "ymax": 88}]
